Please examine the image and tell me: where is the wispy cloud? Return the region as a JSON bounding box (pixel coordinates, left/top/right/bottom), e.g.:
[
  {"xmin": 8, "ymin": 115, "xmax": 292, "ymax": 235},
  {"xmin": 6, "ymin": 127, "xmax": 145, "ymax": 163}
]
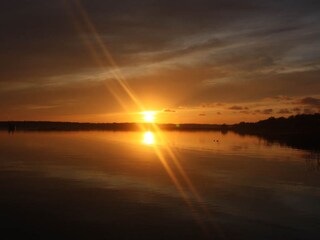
[{"xmin": 0, "ymin": 0, "xmax": 319, "ymax": 122}]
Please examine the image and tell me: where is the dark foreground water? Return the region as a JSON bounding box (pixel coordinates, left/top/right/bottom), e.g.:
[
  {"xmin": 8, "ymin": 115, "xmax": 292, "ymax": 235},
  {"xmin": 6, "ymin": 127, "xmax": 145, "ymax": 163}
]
[{"xmin": 0, "ymin": 131, "xmax": 319, "ymax": 240}]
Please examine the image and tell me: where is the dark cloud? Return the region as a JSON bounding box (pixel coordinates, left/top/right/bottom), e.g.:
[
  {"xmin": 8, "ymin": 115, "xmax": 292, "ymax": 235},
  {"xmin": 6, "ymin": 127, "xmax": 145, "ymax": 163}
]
[
  {"xmin": 228, "ymin": 105, "xmax": 249, "ymax": 110},
  {"xmin": 0, "ymin": 81, "xmax": 124, "ymax": 118},
  {"xmin": 163, "ymin": 108, "xmax": 176, "ymax": 113},
  {"xmin": 186, "ymin": 69, "xmax": 320, "ymax": 104},
  {"xmin": 239, "ymin": 110, "xmax": 251, "ymax": 114},
  {"xmin": 299, "ymin": 97, "xmax": 320, "ymax": 107},
  {"xmin": 303, "ymin": 108, "xmax": 316, "ymax": 114},
  {"xmin": 1, "ymin": 0, "xmax": 319, "ymax": 82},
  {"xmin": 199, "ymin": 113, "xmax": 206, "ymax": 116},
  {"xmin": 229, "ymin": 106, "xmax": 244, "ymax": 110},
  {"xmin": 261, "ymin": 109, "xmax": 273, "ymax": 115},
  {"xmin": 277, "ymin": 109, "xmax": 292, "ymax": 114},
  {"xmin": 273, "ymin": 95, "xmax": 293, "ymax": 101},
  {"xmin": 200, "ymin": 102, "xmax": 225, "ymax": 108},
  {"xmin": 0, "ymin": 0, "xmax": 319, "ymax": 121},
  {"xmin": 292, "ymin": 107, "xmax": 301, "ymax": 112}
]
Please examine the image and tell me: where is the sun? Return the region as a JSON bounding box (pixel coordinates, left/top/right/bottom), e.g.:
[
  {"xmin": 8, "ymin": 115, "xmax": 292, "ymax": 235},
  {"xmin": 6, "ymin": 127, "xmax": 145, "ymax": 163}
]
[{"xmin": 142, "ymin": 111, "xmax": 156, "ymax": 123}]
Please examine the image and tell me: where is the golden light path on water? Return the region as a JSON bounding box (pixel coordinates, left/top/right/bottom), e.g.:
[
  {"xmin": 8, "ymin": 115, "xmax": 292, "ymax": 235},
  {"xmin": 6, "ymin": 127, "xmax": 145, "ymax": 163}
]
[
  {"xmin": 143, "ymin": 131, "xmax": 155, "ymax": 145},
  {"xmin": 140, "ymin": 128, "xmax": 216, "ymax": 237},
  {"xmin": 62, "ymin": 0, "xmax": 216, "ymax": 236}
]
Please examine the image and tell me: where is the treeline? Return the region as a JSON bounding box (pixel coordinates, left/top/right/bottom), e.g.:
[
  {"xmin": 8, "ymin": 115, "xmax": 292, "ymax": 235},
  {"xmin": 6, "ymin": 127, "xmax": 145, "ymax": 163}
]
[
  {"xmin": 231, "ymin": 114, "xmax": 320, "ymax": 152},
  {"xmin": 231, "ymin": 114, "xmax": 320, "ymax": 134},
  {"xmin": 1, "ymin": 114, "xmax": 319, "ymax": 151},
  {"xmin": 1, "ymin": 114, "xmax": 319, "ymax": 133},
  {"xmin": 0, "ymin": 121, "xmax": 140, "ymax": 131},
  {"xmin": 0, "ymin": 121, "xmax": 223, "ymax": 131}
]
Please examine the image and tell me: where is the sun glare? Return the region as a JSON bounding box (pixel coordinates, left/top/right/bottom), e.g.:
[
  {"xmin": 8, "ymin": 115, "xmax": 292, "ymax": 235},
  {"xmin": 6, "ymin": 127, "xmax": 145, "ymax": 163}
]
[
  {"xmin": 142, "ymin": 111, "xmax": 156, "ymax": 123},
  {"xmin": 143, "ymin": 131, "xmax": 155, "ymax": 145}
]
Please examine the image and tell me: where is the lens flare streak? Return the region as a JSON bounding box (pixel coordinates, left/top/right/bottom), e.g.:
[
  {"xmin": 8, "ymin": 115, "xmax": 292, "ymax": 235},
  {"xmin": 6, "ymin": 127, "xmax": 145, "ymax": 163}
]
[{"xmin": 63, "ymin": 0, "xmax": 218, "ymax": 236}]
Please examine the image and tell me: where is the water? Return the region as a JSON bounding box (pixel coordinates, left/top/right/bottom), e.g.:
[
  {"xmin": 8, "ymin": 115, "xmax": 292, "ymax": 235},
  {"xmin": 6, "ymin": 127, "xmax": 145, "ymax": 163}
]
[{"xmin": 0, "ymin": 130, "xmax": 319, "ymax": 239}]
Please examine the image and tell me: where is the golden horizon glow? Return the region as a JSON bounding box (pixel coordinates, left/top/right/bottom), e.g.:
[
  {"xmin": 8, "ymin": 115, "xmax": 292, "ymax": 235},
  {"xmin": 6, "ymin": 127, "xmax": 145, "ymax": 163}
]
[
  {"xmin": 142, "ymin": 111, "xmax": 157, "ymax": 123},
  {"xmin": 142, "ymin": 131, "xmax": 155, "ymax": 145}
]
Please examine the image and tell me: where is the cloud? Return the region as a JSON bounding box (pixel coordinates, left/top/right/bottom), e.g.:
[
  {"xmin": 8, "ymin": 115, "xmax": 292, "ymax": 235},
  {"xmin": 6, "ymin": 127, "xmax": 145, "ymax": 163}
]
[
  {"xmin": 1, "ymin": 0, "xmax": 319, "ymax": 85},
  {"xmin": 162, "ymin": 108, "xmax": 176, "ymax": 113},
  {"xmin": 273, "ymin": 95, "xmax": 293, "ymax": 101},
  {"xmin": 0, "ymin": 81, "xmax": 124, "ymax": 118},
  {"xmin": 261, "ymin": 109, "xmax": 273, "ymax": 115},
  {"xmin": 200, "ymin": 102, "xmax": 225, "ymax": 108},
  {"xmin": 0, "ymin": 0, "xmax": 320, "ymax": 122},
  {"xmin": 299, "ymin": 97, "xmax": 320, "ymax": 107},
  {"xmin": 277, "ymin": 108, "xmax": 292, "ymax": 114},
  {"xmin": 228, "ymin": 105, "xmax": 244, "ymax": 110},
  {"xmin": 303, "ymin": 108, "xmax": 316, "ymax": 114},
  {"xmin": 228, "ymin": 105, "xmax": 249, "ymax": 110},
  {"xmin": 292, "ymin": 107, "xmax": 301, "ymax": 112},
  {"xmin": 198, "ymin": 113, "xmax": 206, "ymax": 116},
  {"xmin": 239, "ymin": 110, "xmax": 251, "ymax": 114},
  {"xmin": 253, "ymin": 108, "xmax": 273, "ymax": 115}
]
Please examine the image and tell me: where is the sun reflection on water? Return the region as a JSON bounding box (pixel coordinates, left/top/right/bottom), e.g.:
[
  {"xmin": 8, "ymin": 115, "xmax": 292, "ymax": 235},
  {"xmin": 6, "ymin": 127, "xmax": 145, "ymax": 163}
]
[{"xmin": 142, "ymin": 131, "xmax": 155, "ymax": 145}]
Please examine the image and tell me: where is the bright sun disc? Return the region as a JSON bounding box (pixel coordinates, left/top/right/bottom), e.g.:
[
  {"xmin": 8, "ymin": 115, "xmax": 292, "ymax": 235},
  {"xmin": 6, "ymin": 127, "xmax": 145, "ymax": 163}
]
[{"xmin": 142, "ymin": 111, "xmax": 156, "ymax": 123}]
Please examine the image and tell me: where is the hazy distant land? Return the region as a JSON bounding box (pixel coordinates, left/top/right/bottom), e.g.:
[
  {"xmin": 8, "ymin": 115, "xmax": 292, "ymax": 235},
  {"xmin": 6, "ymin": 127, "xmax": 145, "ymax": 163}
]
[
  {"xmin": 1, "ymin": 114, "xmax": 319, "ymax": 132},
  {"xmin": 1, "ymin": 114, "xmax": 319, "ymax": 151},
  {"xmin": 1, "ymin": 121, "xmax": 223, "ymax": 132},
  {"xmin": 231, "ymin": 114, "xmax": 320, "ymax": 152}
]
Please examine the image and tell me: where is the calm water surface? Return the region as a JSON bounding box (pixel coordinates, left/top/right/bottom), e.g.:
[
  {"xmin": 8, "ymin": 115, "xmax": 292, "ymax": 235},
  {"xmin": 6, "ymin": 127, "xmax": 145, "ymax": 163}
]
[{"xmin": 0, "ymin": 131, "xmax": 319, "ymax": 239}]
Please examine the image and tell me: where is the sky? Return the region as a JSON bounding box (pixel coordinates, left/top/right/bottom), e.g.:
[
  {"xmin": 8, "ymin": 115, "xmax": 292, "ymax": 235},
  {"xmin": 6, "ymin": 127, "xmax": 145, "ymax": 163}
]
[{"xmin": 0, "ymin": 0, "xmax": 320, "ymax": 123}]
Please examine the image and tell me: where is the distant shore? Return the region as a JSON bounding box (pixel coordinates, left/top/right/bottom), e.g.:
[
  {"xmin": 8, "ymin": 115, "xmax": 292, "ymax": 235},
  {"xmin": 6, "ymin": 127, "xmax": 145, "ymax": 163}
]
[
  {"xmin": 0, "ymin": 121, "xmax": 226, "ymax": 132},
  {"xmin": 2, "ymin": 114, "xmax": 319, "ymax": 152},
  {"xmin": 1, "ymin": 114, "xmax": 319, "ymax": 133}
]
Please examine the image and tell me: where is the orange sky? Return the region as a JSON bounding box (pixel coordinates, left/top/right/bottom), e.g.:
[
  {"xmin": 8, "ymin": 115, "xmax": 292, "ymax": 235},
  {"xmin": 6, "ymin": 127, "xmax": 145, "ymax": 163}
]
[{"xmin": 0, "ymin": 0, "xmax": 319, "ymax": 123}]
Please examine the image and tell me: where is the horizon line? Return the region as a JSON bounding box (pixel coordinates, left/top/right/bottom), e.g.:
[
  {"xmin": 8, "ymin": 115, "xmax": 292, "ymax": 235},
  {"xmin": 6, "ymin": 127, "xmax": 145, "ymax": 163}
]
[{"xmin": 1, "ymin": 113, "xmax": 319, "ymax": 126}]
